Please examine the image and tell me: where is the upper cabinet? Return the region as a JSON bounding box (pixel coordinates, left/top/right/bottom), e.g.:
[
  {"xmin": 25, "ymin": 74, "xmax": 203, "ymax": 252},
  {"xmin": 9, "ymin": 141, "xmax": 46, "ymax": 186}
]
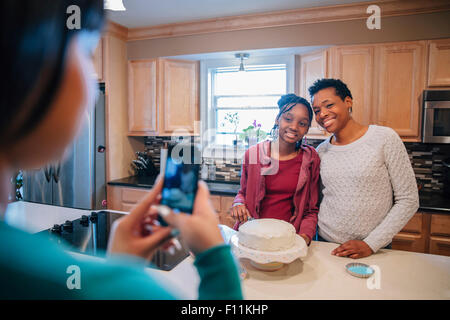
[
  {"xmin": 128, "ymin": 59, "xmax": 158, "ymax": 134},
  {"xmin": 158, "ymin": 59, "xmax": 199, "ymax": 135},
  {"xmin": 128, "ymin": 58, "xmax": 199, "ymax": 136},
  {"xmin": 427, "ymin": 39, "xmax": 450, "ymax": 87},
  {"xmin": 373, "ymin": 41, "xmax": 426, "ymax": 141},
  {"xmin": 92, "ymin": 37, "xmax": 104, "ymax": 82},
  {"xmin": 329, "ymin": 45, "xmax": 374, "ymax": 126},
  {"xmin": 298, "ymin": 49, "xmax": 330, "ymax": 139}
]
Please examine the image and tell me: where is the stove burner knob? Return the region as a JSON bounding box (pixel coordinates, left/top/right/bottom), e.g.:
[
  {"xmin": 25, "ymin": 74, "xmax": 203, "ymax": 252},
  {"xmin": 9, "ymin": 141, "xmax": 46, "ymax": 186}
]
[
  {"xmin": 51, "ymin": 224, "xmax": 62, "ymax": 234},
  {"xmin": 62, "ymin": 220, "xmax": 73, "ymax": 232},
  {"xmin": 89, "ymin": 212, "xmax": 98, "ymax": 223},
  {"xmin": 80, "ymin": 215, "xmax": 90, "ymax": 227}
]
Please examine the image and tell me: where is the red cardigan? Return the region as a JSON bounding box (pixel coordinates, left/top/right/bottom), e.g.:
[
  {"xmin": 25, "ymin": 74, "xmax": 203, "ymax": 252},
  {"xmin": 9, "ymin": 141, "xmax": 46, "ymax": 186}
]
[{"xmin": 232, "ymin": 140, "xmax": 320, "ymax": 241}]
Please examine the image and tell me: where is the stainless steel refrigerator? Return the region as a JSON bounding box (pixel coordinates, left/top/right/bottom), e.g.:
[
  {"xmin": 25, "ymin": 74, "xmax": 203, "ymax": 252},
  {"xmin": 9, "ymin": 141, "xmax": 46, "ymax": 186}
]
[{"xmin": 23, "ymin": 84, "xmax": 106, "ymax": 210}]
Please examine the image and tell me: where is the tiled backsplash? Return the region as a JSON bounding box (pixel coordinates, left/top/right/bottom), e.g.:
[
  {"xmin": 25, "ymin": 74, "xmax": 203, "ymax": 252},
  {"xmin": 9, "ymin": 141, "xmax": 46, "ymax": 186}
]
[
  {"xmin": 404, "ymin": 142, "xmax": 450, "ymax": 193},
  {"xmin": 142, "ymin": 137, "xmax": 450, "ymax": 192}
]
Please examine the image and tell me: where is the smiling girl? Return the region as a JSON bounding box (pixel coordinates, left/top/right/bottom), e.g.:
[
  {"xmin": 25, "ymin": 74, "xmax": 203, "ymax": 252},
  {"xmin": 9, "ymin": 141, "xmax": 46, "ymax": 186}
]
[
  {"xmin": 230, "ymin": 94, "xmax": 320, "ymax": 246},
  {"xmin": 309, "ymin": 78, "xmax": 419, "ymax": 259}
]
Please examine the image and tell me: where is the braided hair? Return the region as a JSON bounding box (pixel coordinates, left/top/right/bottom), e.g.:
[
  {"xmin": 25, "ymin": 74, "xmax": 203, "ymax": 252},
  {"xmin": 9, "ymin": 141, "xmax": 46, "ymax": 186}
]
[{"xmin": 270, "ymin": 94, "xmax": 313, "ymax": 149}]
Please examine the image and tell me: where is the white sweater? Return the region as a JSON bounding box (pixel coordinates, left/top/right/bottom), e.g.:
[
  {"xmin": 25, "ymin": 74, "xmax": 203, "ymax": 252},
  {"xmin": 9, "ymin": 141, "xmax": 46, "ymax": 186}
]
[{"xmin": 316, "ymin": 125, "xmax": 419, "ymax": 252}]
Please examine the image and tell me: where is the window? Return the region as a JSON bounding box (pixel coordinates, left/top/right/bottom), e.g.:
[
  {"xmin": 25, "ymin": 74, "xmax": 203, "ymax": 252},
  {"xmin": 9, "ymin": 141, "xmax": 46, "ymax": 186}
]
[{"xmin": 201, "ymin": 55, "xmax": 294, "ymax": 150}]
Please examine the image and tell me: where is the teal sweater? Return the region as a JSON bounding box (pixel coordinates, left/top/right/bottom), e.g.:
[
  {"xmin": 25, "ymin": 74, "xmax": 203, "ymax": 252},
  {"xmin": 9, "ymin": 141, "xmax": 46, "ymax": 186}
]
[{"xmin": 0, "ymin": 222, "xmax": 243, "ymax": 300}]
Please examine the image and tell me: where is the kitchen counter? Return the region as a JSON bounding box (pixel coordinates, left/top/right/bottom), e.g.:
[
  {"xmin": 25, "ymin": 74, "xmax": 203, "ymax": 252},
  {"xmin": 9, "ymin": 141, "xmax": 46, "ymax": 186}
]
[
  {"xmin": 419, "ymin": 191, "xmax": 450, "ymax": 212},
  {"xmin": 4, "ymin": 201, "xmax": 450, "ymax": 299},
  {"xmin": 4, "ymin": 201, "xmax": 91, "ymax": 233},
  {"xmin": 109, "ymin": 176, "xmax": 450, "ymax": 211},
  {"xmin": 108, "ymin": 175, "xmax": 240, "ymax": 196}
]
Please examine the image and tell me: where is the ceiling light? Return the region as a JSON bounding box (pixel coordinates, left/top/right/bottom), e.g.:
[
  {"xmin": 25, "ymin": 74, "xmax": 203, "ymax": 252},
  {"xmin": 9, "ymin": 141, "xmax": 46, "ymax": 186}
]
[
  {"xmin": 235, "ymin": 53, "xmax": 249, "ymax": 72},
  {"xmin": 104, "ymin": 0, "xmax": 126, "ymax": 11}
]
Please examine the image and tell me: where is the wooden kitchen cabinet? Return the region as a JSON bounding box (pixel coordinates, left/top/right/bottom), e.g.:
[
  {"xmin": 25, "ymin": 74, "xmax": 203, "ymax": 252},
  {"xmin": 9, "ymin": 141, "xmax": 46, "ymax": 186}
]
[
  {"xmin": 92, "ymin": 37, "xmax": 104, "ymax": 82},
  {"xmin": 392, "ymin": 212, "xmax": 428, "ymax": 253},
  {"xmin": 209, "ymin": 194, "xmax": 236, "ymax": 228},
  {"xmin": 128, "ymin": 59, "xmax": 158, "ymax": 134},
  {"xmin": 107, "ymin": 185, "xmax": 149, "ymax": 211},
  {"xmin": 427, "ymin": 38, "xmax": 450, "ymax": 87},
  {"xmin": 392, "ymin": 211, "xmax": 450, "ymax": 257},
  {"xmin": 298, "ymin": 49, "xmax": 330, "ymax": 140},
  {"xmin": 373, "ymin": 41, "xmax": 426, "ymax": 142},
  {"xmin": 429, "ymin": 213, "xmax": 450, "ymax": 256},
  {"xmin": 329, "ymin": 45, "xmax": 375, "ymax": 126},
  {"xmin": 128, "ymin": 58, "xmax": 199, "ymax": 136}
]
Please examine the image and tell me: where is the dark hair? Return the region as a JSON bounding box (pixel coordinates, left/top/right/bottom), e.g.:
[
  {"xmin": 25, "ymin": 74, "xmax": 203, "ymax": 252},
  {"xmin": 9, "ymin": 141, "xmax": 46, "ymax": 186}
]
[
  {"xmin": 274, "ymin": 94, "xmax": 313, "ymax": 124},
  {"xmin": 270, "ymin": 94, "xmax": 313, "ymax": 148},
  {"xmin": 308, "ymin": 78, "xmax": 353, "ymax": 102},
  {"xmin": 0, "ymin": 0, "xmax": 104, "ymax": 147}
]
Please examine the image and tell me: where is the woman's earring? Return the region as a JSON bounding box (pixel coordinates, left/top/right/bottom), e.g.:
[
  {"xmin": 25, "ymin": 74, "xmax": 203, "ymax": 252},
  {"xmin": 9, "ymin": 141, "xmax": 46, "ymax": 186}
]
[{"xmin": 271, "ymin": 125, "xmax": 279, "ymax": 140}]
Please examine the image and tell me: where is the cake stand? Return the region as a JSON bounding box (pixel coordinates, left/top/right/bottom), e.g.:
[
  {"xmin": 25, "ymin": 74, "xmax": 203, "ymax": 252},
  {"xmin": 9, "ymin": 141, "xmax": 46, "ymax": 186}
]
[{"xmin": 230, "ymin": 234, "xmax": 308, "ymax": 271}]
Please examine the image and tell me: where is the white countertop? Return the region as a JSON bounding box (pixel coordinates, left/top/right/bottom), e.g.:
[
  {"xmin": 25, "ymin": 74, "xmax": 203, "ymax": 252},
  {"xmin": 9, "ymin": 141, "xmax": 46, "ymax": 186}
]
[
  {"xmin": 3, "ymin": 201, "xmax": 450, "ymax": 300},
  {"xmin": 4, "ymin": 201, "xmax": 91, "ymax": 233}
]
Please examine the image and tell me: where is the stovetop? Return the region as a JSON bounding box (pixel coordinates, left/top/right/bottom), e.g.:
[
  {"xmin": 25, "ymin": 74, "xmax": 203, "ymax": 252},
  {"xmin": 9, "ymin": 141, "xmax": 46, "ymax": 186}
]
[{"xmin": 37, "ymin": 210, "xmax": 190, "ymax": 271}]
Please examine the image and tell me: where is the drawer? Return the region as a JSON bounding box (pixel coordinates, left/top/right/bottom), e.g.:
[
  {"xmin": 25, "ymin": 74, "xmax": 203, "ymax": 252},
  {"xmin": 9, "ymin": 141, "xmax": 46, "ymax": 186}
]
[
  {"xmin": 430, "ymin": 214, "xmax": 450, "ymax": 237},
  {"xmin": 400, "ymin": 212, "xmax": 422, "ymax": 234},
  {"xmin": 220, "ymin": 196, "xmax": 235, "ymax": 214},
  {"xmin": 429, "ymin": 236, "xmax": 450, "ymax": 257},
  {"xmin": 209, "ymin": 195, "xmax": 221, "ymax": 213},
  {"xmin": 121, "ymin": 203, "xmax": 136, "ymax": 212},
  {"xmin": 392, "ymin": 232, "xmax": 426, "ymax": 253},
  {"xmin": 121, "ymin": 187, "xmax": 149, "ymax": 204}
]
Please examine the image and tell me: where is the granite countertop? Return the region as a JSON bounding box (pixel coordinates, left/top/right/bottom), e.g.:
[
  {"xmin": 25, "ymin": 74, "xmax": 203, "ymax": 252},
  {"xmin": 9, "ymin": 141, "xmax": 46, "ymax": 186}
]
[
  {"xmin": 418, "ymin": 191, "xmax": 450, "ymax": 212},
  {"xmin": 108, "ymin": 176, "xmax": 450, "ymax": 212},
  {"xmin": 108, "ymin": 176, "xmax": 240, "ymax": 196}
]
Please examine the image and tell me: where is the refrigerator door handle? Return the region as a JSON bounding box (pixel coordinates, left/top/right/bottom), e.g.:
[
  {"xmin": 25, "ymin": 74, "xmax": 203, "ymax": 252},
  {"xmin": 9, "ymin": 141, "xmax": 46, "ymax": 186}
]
[
  {"xmin": 44, "ymin": 166, "xmax": 52, "ymax": 183},
  {"xmin": 53, "ymin": 163, "xmax": 61, "ymax": 183}
]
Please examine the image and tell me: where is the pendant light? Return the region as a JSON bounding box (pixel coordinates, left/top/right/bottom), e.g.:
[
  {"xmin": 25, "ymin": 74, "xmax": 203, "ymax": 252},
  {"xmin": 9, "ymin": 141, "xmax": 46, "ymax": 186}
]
[{"xmin": 235, "ymin": 53, "xmax": 249, "ymax": 72}]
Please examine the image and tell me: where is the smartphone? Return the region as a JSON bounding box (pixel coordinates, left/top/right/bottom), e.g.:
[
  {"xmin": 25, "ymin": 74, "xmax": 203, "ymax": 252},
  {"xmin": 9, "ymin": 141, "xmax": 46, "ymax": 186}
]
[{"xmin": 157, "ymin": 143, "xmax": 201, "ymax": 226}]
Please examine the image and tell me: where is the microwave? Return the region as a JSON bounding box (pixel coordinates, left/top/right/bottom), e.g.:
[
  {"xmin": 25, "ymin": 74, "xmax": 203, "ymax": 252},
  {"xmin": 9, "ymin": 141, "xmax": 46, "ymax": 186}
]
[{"xmin": 422, "ymin": 90, "xmax": 450, "ymax": 144}]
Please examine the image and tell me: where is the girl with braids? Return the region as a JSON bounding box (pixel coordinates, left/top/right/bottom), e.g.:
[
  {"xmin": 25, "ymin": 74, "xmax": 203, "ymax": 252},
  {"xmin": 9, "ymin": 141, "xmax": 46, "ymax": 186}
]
[{"xmin": 230, "ymin": 94, "xmax": 320, "ymax": 245}]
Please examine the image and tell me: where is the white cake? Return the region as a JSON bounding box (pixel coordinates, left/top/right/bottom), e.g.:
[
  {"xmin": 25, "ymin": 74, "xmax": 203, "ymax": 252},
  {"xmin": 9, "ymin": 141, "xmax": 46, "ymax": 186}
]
[{"xmin": 238, "ymin": 218, "xmax": 296, "ymax": 252}]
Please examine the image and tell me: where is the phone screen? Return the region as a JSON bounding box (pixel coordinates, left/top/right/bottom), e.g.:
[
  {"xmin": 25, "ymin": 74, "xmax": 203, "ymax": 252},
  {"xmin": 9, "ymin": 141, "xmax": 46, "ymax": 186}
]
[{"xmin": 160, "ymin": 144, "xmax": 200, "ymax": 215}]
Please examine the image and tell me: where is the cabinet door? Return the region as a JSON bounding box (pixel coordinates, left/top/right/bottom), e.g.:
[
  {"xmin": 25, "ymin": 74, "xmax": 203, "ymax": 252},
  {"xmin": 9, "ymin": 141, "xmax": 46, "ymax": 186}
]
[
  {"xmin": 329, "ymin": 45, "xmax": 374, "ymax": 126},
  {"xmin": 128, "ymin": 59, "xmax": 158, "ymax": 135},
  {"xmin": 219, "ymin": 196, "xmax": 236, "ymax": 228},
  {"xmin": 427, "ymin": 39, "xmax": 450, "ymax": 87},
  {"xmin": 92, "ymin": 37, "xmax": 104, "ymax": 81},
  {"xmin": 298, "ymin": 50, "xmax": 330, "ymax": 139},
  {"xmin": 374, "ymin": 41, "xmax": 426, "ymax": 141},
  {"xmin": 429, "ymin": 236, "xmax": 450, "ymax": 256},
  {"xmin": 430, "ymin": 213, "xmax": 450, "ymax": 237},
  {"xmin": 159, "ymin": 59, "xmax": 199, "ymax": 135},
  {"xmin": 392, "ymin": 212, "xmax": 427, "ymax": 253},
  {"xmin": 209, "ymin": 195, "xmax": 221, "ymax": 213}
]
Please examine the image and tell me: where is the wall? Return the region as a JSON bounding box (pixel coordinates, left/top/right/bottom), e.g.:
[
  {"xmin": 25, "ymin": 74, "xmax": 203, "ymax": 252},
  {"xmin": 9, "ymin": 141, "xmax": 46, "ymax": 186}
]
[{"xmin": 127, "ymin": 11, "xmax": 450, "ymax": 59}]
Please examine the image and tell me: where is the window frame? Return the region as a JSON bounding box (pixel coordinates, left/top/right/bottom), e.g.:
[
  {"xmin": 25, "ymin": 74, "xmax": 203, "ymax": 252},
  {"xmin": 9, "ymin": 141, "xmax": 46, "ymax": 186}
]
[{"xmin": 200, "ymin": 55, "xmax": 295, "ymax": 158}]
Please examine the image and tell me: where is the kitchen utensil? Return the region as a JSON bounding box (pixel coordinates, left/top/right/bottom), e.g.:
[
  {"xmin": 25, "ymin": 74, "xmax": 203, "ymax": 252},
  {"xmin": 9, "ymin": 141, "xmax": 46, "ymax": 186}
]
[{"xmin": 345, "ymin": 263, "xmax": 374, "ymax": 278}]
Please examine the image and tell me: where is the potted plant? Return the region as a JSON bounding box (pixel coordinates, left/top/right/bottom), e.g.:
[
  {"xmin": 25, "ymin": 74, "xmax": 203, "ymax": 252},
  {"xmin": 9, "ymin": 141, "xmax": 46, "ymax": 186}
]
[
  {"xmin": 220, "ymin": 112, "xmax": 240, "ymax": 146},
  {"xmin": 239, "ymin": 120, "xmax": 267, "ymax": 147}
]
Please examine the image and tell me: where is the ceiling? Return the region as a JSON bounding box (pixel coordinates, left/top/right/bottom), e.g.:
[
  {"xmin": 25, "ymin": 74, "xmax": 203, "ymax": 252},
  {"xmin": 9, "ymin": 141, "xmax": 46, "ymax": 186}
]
[{"xmin": 107, "ymin": 0, "xmax": 374, "ymax": 29}]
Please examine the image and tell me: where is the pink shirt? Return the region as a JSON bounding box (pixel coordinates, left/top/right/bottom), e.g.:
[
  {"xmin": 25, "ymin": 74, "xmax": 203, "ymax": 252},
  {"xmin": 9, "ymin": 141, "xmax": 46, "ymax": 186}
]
[{"xmin": 260, "ymin": 152, "xmax": 303, "ymax": 222}]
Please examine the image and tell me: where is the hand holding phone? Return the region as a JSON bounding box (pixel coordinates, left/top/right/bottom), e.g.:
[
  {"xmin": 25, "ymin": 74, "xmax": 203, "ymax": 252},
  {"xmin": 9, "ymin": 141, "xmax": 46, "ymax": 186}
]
[{"xmin": 157, "ymin": 144, "xmax": 201, "ymax": 226}]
